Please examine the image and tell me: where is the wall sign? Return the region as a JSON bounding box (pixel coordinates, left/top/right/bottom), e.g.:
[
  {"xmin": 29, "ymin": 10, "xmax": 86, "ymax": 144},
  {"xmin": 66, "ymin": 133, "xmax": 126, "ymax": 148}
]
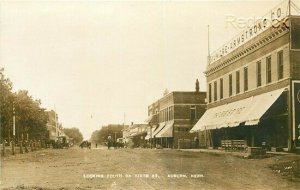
[{"xmin": 210, "ymin": 0, "xmax": 290, "ymax": 63}]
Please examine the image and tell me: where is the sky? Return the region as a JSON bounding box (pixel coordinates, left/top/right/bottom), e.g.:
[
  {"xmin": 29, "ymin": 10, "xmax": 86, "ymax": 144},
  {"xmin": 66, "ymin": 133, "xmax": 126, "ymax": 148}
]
[{"xmin": 0, "ymin": 0, "xmax": 288, "ymax": 140}]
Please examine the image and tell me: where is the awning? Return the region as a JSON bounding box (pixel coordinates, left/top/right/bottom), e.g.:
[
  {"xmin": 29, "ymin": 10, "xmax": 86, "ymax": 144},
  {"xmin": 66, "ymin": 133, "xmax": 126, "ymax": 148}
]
[
  {"xmin": 190, "ymin": 87, "xmax": 287, "ymax": 132},
  {"xmin": 129, "ymin": 131, "xmax": 147, "ymax": 138},
  {"xmin": 153, "ymin": 122, "xmax": 165, "ymax": 137},
  {"xmin": 156, "ymin": 121, "xmax": 174, "ymax": 138},
  {"xmin": 128, "ymin": 132, "xmax": 137, "ymax": 138},
  {"xmin": 144, "ymin": 115, "xmax": 154, "ymax": 123},
  {"xmin": 145, "ymin": 127, "xmax": 156, "ymax": 140}
]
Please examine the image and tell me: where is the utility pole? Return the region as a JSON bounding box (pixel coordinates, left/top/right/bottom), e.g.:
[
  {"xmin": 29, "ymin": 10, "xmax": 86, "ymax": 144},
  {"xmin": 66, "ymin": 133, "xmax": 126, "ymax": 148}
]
[
  {"xmin": 54, "ymin": 106, "xmax": 58, "ymax": 137},
  {"xmin": 150, "ymin": 122, "xmax": 152, "ymax": 149},
  {"xmin": 12, "ymin": 102, "xmax": 15, "ymax": 155},
  {"xmin": 288, "ymin": 0, "xmax": 291, "ymax": 16},
  {"xmin": 207, "ymin": 25, "xmax": 211, "ymax": 66}
]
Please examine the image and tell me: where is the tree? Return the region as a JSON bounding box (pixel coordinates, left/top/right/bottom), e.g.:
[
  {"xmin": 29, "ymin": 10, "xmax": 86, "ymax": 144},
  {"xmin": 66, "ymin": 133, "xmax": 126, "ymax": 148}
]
[
  {"xmin": 14, "ymin": 90, "xmax": 48, "ymax": 140},
  {"xmin": 0, "ymin": 68, "xmax": 48, "ymax": 142},
  {"xmin": 0, "ymin": 68, "xmax": 14, "ymax": 142},
  {"xmin": 63, "ymin": 128, "xmax": 83, "ymax": 145},
  {"xmin": 90, "ymin": 125, "xmax": 124, "ymax": 145},
  {"xmin": 90, "ymin": 129, "xmax": 102, "ymax": 144}
]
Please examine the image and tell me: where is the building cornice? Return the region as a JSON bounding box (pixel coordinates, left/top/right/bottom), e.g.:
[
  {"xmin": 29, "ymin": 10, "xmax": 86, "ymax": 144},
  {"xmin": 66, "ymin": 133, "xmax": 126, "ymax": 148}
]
[{"xmin": 205, "ymin": 24, "xmax": 289, "ymax": 76}]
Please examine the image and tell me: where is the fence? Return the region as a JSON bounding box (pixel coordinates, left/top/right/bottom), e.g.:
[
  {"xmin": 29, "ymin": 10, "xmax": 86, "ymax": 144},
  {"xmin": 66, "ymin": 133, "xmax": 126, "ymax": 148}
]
[{"xmin": 1, "ymin": 140, "xmax": 42, "ymax": 156}]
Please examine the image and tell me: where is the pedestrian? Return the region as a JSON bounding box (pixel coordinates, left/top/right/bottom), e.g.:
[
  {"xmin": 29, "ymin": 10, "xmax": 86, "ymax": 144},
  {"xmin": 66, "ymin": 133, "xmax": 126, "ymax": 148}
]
[
  {"xmin": 195, "ymin": 136, "xmax": 199, "ymax": 149},
  {"xmin": 107, "ymin": 135, "xmax": 112, "ymax": 149},
  {"xmin": 96, "ymin": 143, "xmax": 98, "ymax": 148}
]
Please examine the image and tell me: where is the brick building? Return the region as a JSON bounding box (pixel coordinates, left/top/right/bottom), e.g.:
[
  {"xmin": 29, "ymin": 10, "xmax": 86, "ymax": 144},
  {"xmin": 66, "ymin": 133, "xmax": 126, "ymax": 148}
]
[
  {"xmin": 146, "ymin": 82, "xmax": 206, "ymax": 149},
  {"xmin": 191, "ymin": 0, "xmax": 300, "ymax": 151}
]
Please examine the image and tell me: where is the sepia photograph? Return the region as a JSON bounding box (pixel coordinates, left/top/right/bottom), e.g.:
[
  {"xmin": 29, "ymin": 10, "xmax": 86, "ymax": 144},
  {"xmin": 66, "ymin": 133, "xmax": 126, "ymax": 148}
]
[{"xmin": 1, "ymin": 0, "xmax": 300, "ymax": 189}]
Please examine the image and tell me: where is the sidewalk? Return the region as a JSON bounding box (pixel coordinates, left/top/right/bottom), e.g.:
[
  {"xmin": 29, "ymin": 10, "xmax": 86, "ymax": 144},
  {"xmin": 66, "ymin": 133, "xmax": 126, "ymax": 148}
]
[{"xmin": 179, "ymin": 148, "xmax": 295, "ymax": 158}]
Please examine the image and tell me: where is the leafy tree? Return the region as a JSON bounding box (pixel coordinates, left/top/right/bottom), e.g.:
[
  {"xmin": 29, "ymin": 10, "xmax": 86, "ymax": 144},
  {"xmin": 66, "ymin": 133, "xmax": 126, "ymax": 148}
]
[
  {"xmin": 14, "ymin": 90, "xmax": 48, "ymax": 140},
  {"xmin": 90, "ymin": 125, "xmax": 124, "ymax": 145},
  {"xmin": 0, "ymin": 68, "xmax": 14, "ymax": 142},
  {"xmin": 63, "ymin": 127, "xmax": 83, "ymax": 144},
  {"xmin": 0, "ymin": 68, "xmax": 48, "ymax": 142},
  {"xmin": 90, "ymin": 129, "xmax": 102, "ymax": 144}
]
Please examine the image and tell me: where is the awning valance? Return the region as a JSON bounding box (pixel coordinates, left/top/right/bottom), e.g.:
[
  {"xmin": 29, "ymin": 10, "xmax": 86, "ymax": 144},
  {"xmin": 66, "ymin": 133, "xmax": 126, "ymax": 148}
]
[
  {"xmin": 156, "ymin": 121, "xmax": 174, "ymax": 138},
  {"xmin": 190, "ymin": 87, "xmax": 287, "ymax": 132}
]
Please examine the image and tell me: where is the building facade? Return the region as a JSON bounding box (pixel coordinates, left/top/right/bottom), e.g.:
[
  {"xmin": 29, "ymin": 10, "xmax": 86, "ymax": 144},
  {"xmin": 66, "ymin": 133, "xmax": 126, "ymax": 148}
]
[
  {"xmin": 147, "ymin": 85, "xmax": 206, "ymax": 149},
  {"xmin": 123, "ymin": 123, "xmax": 149, "ymax": 147},
  {"xmin": 191, "ymin": 0, "xmax": 300, "ymax": 151}
]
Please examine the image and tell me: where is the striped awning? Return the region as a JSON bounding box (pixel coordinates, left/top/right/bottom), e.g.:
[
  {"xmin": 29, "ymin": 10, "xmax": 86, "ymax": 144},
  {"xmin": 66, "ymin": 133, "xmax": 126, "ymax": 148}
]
[{"xmin": 190, "ymin": 87, "xmax": 287, "ymax": 132}]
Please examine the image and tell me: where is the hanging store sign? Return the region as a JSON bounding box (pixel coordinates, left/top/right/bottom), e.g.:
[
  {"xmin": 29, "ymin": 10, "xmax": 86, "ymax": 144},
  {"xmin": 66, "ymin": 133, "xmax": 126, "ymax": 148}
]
[
  {"xmin": 210, "ymin": 0, "xmax": 290, "ymax": 63},
  {"xmin": 292, "ymin": 81, "xmax": 300, "ymax": 147}
]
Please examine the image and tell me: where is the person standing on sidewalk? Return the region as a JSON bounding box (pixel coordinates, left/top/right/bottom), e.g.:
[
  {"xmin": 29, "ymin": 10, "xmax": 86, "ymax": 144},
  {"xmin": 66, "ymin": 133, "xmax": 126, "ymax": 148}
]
[{"xmin": 107, "ymin": 135, "xmax": 112, "ymax": 149}]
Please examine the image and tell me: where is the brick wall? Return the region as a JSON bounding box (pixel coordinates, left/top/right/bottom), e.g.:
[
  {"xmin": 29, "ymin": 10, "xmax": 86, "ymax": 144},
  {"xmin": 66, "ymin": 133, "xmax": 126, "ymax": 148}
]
[
  {"xmin": 206, "ymin": 31, "xmax": 291, "ymax": 107},
  {"xmin": 291, "ymin": 51, "xmax": 300, "ymax": 80}
]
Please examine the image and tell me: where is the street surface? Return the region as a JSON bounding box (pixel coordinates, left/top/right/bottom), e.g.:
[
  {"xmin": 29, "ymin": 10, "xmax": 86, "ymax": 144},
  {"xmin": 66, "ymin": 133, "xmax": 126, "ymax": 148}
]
[{"xmin": 1, "ymin": 147, "xmax": 300, "ymax": 190}]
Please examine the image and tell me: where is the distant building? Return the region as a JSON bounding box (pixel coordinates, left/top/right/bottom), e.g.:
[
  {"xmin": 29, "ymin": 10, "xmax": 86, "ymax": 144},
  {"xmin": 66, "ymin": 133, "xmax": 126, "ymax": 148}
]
[
  {"xmin": 123, "ymin": 123, "xmax": 149, "ymax": 147},
  {"xmin": 46, "ymin": 110, "xmax": 63, "ymax": 140},
  {"xmin": 191, "ymin": 0, "xmax": 300, "ymax": 151},
  {"xmin": 46, "ymin": 110, "xmax": 69, "ymax": 140},
  {"xmin": 103, "ymin": 124, "xmax": 127, "ymax": 141},
  {"xmin": 146, "ymin": 81, "xmax": 206, "ymax": 149}
]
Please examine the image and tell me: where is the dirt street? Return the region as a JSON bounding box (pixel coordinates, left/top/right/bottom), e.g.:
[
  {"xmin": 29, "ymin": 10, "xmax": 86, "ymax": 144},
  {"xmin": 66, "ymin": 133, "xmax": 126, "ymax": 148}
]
[{"xmin": 1, "ymin": 147, "xmax": 300, "ymax": 190}]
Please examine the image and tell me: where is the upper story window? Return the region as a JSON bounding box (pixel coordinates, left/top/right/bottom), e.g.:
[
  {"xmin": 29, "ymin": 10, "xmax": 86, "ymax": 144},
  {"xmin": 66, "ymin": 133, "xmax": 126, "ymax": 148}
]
[
  {"xmin": 244, "ymin": 67, "xmax": 248, "ymax": 91},
  {"xmin": 256, "ymin": 61, "xmax": 262, "ymax": 87},
  {"xmin": 214, "ymin": 81, "xmax": 217, "ymax": 101},
  {"xmin": 220, "ymin": 78, "xmax": 223, "ymax": 100},
  {"xmin": 277, "ymin": 50, "xmax": 284, "ymax": 80},
  {"xmin": 229, "ymin": 74, "xmax": 233, "ymax": 97},
  {"xmin": 208, "ymin": 83, "xmax": 212, "ymax": 103},
  {"xmin": 236, "ymin": 71, "xmax": 240, "ymax": 94},
  {"xmin": 266, "ymin": 56, "xmax": 272, "ymax": 84},
  {"xmin": 190, "ymin": 105, "xmax": 196, "ymax": 120},
  {"xmin": 166, "ymin": 108, "xmax": 168, "ymax": 121}
]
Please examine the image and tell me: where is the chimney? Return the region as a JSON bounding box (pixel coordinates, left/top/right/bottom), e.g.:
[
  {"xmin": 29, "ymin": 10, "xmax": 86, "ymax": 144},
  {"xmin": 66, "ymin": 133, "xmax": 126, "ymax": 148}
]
[{"xmin": 195, "ymin": 79, "xmax": 200, "ymax": 92}]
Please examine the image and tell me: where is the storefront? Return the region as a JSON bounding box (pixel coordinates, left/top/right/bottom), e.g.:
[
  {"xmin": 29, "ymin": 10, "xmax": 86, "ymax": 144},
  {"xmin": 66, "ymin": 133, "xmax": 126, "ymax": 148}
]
[{"xmin": 191, "ymin": 88, "xmax": 289, "ymax": 149}]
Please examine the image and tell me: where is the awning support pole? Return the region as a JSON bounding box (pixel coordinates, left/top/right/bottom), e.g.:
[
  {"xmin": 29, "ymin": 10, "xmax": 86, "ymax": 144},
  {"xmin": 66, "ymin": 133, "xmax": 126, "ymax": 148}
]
[{"xmin": 204, "ymin": 126, "xmax": 207, "ymax": 148}]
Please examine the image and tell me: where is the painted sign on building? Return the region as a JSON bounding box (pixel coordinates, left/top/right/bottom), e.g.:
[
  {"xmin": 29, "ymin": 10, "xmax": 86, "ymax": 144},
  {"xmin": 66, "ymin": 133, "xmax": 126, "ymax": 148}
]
[{"xmin": 210, "ymin": 0, "xmax": 290, "ymax": 63}]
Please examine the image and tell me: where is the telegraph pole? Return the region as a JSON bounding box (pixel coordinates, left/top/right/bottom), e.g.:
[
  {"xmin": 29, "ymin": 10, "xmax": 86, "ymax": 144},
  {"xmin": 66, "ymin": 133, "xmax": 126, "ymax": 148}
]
[
  {"xmin": 207, "ymin": 25, "xmax": 211, "ymax": 66},
  {"xmin": 12, "ymin": 102, "xmax": 15, "ymax": 155},
  {"xmin": 54, "ymin": 106, "xmax": 59, "ymax": 137}
]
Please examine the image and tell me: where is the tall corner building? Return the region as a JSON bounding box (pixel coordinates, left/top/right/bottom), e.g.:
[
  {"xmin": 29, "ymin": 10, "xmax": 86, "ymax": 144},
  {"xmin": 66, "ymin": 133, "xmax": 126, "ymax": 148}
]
[{"xmin": 191, "ymin": 0, "xmax": 300, "ymax": 151}]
